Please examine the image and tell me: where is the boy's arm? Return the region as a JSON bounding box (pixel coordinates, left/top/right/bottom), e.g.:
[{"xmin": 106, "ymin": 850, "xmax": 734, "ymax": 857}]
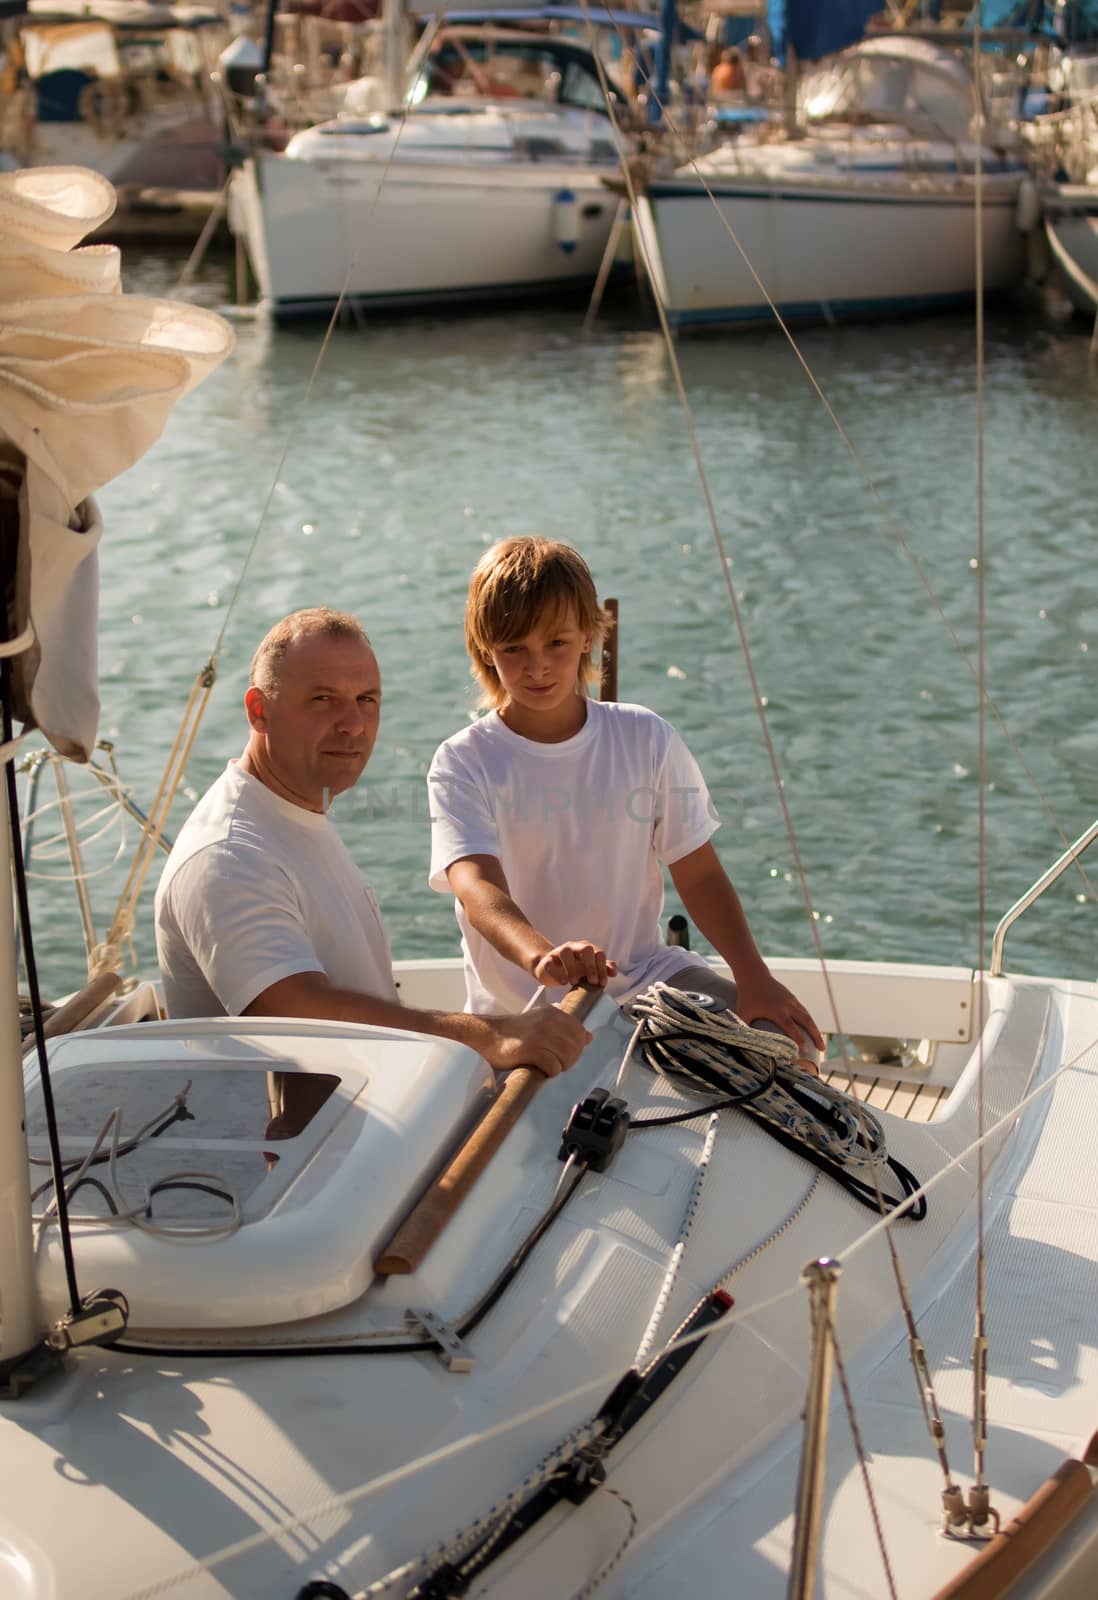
[
  {"xmin": 668, "ymin": 841, "xmax": 824, "ymax": 1050},
  {"xmin": 445, "ymin": 854, "xmax": 616, "ymax": 988}
]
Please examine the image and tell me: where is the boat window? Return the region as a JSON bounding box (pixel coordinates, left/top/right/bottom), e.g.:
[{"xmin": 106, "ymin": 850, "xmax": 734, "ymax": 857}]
[
  {"xmin": 559, "ymin": 59, "xmax": 608, "ymax": 114},
  {"xmin": 420, "ymin": 40, "xmax": 558, "ymax": 101},
  {"xmin": 513, "ymin": 135, "xmax": 567, "ymax": 159},
  {"xmin": 411, "ymin": 35, "xmax": 610, "ymax": 110}
]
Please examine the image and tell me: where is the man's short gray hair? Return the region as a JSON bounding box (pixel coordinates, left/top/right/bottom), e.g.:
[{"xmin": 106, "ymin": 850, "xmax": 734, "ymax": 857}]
[{"xmin": 249, "ymin": 608, "xmax": 372, "ymax": 696}]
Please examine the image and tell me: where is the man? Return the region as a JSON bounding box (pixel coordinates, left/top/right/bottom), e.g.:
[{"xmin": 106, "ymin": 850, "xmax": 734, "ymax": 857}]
[{"xmin": 154, "ymin": 609, "xmax": 590, "ymax": 1136}]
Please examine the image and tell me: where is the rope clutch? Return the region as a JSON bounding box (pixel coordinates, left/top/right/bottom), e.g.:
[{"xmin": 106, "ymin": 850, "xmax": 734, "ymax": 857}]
[{"xmin": 629, "ymin": 984, "xmax": 926, "ymax": 1220}]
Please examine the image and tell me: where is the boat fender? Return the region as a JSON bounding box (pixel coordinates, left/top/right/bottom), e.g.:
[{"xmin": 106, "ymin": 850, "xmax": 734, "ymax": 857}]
[
  {"xmin": 1016, "ymin": 176, "xmax": 1040, "ymax": 235},
  {"xmin": 552, "ymin": 187, "xmax": 580, "ymax": 254}
]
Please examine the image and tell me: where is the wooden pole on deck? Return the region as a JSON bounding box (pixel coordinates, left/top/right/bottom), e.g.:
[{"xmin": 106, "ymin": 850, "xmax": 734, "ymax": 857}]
[{"xmin": 374, "ymin": 984, "xmax": 603, "ymax": 1276}]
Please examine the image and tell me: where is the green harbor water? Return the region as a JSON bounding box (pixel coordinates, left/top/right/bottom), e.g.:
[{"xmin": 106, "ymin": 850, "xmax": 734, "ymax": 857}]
[{"xmin": 29, "ymin": 247, "xmax": 1098, "ymax": 997}]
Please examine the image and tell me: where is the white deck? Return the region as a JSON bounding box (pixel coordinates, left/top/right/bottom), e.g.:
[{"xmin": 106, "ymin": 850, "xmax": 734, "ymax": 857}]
[{"xmin": 5, "ymin": 958, "xmax": 1098, "ymax": 1598}]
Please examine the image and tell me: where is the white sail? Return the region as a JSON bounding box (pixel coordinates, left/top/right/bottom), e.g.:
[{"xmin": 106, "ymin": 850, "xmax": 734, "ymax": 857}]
[{"xmin": 0, "ymin": 165, "xmax": 233, "ymax": 760}]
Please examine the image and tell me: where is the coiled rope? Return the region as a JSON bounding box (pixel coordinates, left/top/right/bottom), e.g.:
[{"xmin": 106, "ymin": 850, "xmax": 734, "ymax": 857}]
[{"xmin": 629, "ymin": 984, "xmax": 926, "ymax": 1220}]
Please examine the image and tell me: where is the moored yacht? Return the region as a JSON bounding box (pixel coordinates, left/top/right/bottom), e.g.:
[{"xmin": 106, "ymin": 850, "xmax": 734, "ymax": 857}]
[
  {"xmin": 633, "ymin": 34, "xmax": 1033, "ymax": 331},
  {"xmin": 228, "ymin": 9, "xmax": 644, "ymax": 321},
  {"xmin": 2, "ymin": 0, "xmax": 227, "ymax": 187}
]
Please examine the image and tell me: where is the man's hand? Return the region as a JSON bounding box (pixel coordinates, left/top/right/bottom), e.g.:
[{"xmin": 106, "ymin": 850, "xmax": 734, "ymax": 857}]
[
  {"xmin": 735, "ymin": 970, "xmax": 825, "ymax": 1059},
  {"xmin": 531, "ymin": 940, "xmax": 618, "ymax": 989},
  {"xmin": 463, "ymin": 1005, "xmax": 591, "ymax": 1078}
]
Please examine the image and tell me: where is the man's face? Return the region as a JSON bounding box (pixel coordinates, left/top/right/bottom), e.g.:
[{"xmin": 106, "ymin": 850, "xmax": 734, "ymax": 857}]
[{"xmin": 246, "ymin": 632, "xmax": 382, "ymax": 810}]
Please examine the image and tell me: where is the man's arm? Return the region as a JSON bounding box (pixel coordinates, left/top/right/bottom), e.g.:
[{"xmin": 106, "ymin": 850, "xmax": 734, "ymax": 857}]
[
  {"xmin": 244, "ymin": 968, "xmax": 590, "ymax": 1077},
  {"xmin": 668, "ymin": 841, "xmax": 824, "ymax": 1050},
  {"xmin": 444, "ymin": 854, "xmax": 615, "ymax": 988}
]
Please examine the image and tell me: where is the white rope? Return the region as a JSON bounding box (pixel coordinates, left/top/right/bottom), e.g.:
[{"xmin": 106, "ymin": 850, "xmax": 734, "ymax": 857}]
[
  {"xmin": 633, "ymin": 1112, "xmax": 719, "ymax": 1366},
  {"xmin": 31, "ymin": 1081, "xmax": 242, "ymax": 1242},
  {"xmin": 629, "ymin": 983, "xmax": 898, "ymax": 1188}
]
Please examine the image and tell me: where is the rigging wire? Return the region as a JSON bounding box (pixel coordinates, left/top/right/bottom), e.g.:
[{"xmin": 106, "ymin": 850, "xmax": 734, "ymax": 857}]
[
  {"xmin": 580, "ymin": 0, "xmax": 925, "ymax": 1271},
  {"xmin": 971, "ymin": 15, "xmax": 994, "ymax": 1521},
  {"xmin": 578, "ymin": 7, "xmax": 1014, "ymax": 1541},
  {"xmin": 589, "ymin": 29, "xmax": 1098, "ymax": 916},
  {"xmin": 575, "ymin": 5, "xmax": 851, "ymax": 1066},
  {"xmin": 827, "ymin": 1304, "xmax": 900, "ymax": 1600},
  {"xmin": 1, "ymin": 660, "xmax": 81, "ymax": 1319},
  {"xmin": 584, "ymin": 20, "xmax": 1044, "ymax": 1527},
  {"xmin": 94, "ymin": 97, "xmax": 419, "ymax": 977}
]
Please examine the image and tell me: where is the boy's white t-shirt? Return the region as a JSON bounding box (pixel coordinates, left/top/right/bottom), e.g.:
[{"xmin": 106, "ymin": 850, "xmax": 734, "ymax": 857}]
[
  {"xmin": 428, "ymin": 700, "xmax": 718, "ymax": 1013},
  {"xmin": 155, "ymin": 762, "xmax": 397, "ymax": 1018}
]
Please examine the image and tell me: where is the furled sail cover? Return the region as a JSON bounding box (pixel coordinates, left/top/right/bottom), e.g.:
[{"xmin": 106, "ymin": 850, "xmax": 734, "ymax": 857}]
[
  {"xmin": 0, "ymin": 167, "xmax": 234, "ymax": 759},
  {"xmin": 766, "ymin": 0, "xmax": 882, "ymax": 63}
]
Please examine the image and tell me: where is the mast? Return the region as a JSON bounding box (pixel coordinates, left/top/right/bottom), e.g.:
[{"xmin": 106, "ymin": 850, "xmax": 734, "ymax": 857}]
[
  {"xmin": 0, "ymin": 746, "xmax": 40, "ymax": 1363},
  {"xmin": 260, "ymin": 0, "xmax": 278, "ymax": 77},
  {"xmin": 381, "ymin": 0, "xmax": 405, "ymax": 113},
  {"xmin": 651, "ymin": 0, "xmax": 676, "ymax": 125}
]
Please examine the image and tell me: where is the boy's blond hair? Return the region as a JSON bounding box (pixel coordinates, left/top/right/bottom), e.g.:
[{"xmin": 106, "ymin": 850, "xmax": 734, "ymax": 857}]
[{"xmin": 465, "ymin": 538, "xmax": 609, "ymax": 708}]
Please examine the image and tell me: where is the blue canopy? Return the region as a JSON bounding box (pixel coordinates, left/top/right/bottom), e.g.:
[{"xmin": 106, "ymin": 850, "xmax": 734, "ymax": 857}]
[
  {"xmin": 972, "ymin": 0, "xmax": 1098, "ymax": 38},
  {"xmin": 766, "ymin": 0, "xmax": 881, "ymax": 63}
]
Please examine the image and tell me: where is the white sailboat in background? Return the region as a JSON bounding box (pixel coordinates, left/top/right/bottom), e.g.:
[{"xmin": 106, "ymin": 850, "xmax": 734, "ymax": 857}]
[
  {"xmin": 227, "ymin": 6, "xmax": 648, "ymax": 321},
  {"xmin": 6, "ymin": 162, "xmax": 1098, "ymax": 1600},
  {"xmin": 1, "ymin": 1, "xmax": 228, "ymax": 186},
  {"xmin": 634, "ymin": 32, "xmax": 1034, "ymax": 331}
]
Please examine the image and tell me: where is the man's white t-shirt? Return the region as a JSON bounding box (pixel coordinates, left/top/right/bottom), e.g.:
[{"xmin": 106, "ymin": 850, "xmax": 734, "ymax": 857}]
[
  {"xmin": 428, "ymin": 700, "xmax": 718, "ymax": 1013},
  {"xmin": 155, "ymin": 762, "xmax": 397, "ymax": 1018}
]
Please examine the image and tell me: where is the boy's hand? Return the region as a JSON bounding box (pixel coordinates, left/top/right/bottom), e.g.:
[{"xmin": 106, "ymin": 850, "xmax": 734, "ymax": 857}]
[
  {"xmin": 736, "ymin": 970, "xmax": 825, "ymax": 1061},
  {"xmin": 531, "ymin": 941, "xmax": 618, "ymax": 989}
]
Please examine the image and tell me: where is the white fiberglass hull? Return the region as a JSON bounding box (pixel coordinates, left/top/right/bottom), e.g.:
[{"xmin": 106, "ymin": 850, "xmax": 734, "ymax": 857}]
[
  {"xmin": 6, "ymin": 957, "xmax": 1098, "ymax": 1598},
  {"xmin": 233, "ymin": 151, "xmax": 620, "ymax": 321},
  {"xmin": 635, "ymin": 169, "xmax": 1027, "ymax": 330},
  {"xmin": 1043, "ymin": 186, "xmax": 1098, "ymax": 317}
]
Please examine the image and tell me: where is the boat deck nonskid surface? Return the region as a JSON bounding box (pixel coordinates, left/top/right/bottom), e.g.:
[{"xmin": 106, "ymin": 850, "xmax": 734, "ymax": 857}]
[{"xmin": 3, "ymin": 968, "xmax": 1096, "ymax": 1598}]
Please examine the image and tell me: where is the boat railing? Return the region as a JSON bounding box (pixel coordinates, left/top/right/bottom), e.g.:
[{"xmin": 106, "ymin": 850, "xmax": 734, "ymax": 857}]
[{"xmin": 989, "ymin": 816, "xmax": 1098, "ymax": 976}]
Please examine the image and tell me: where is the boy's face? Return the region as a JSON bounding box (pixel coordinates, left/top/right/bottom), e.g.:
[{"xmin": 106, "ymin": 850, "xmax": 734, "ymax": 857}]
[{"xmin": 488, "ymin": 605, "xmax": 591, "ymax": 725}]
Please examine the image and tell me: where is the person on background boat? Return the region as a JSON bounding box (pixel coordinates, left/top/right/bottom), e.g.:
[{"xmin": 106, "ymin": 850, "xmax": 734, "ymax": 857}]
[
  {"xmin": 710, "ymin": 47, "xmax": 746, "ymax": 98},
  {"xmin": 155, "ymin": 608, "xmax": 591, "ymax": 1137},
  {"xmin": 427, "ymin": 539, "xmax": 823, "ymax": 1065}
]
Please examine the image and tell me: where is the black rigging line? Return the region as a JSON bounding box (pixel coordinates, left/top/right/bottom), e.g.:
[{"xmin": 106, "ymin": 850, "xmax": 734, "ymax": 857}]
[{"xmin": 1, "ymin": 659, "xmax": 82, "ymax": 1318}]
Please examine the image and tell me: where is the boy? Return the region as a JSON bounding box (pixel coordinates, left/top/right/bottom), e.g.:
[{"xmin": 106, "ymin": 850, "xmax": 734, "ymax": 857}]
[{"xmin": 428, "ymin": 538, "xmax": 822, "ymax": 1059}]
